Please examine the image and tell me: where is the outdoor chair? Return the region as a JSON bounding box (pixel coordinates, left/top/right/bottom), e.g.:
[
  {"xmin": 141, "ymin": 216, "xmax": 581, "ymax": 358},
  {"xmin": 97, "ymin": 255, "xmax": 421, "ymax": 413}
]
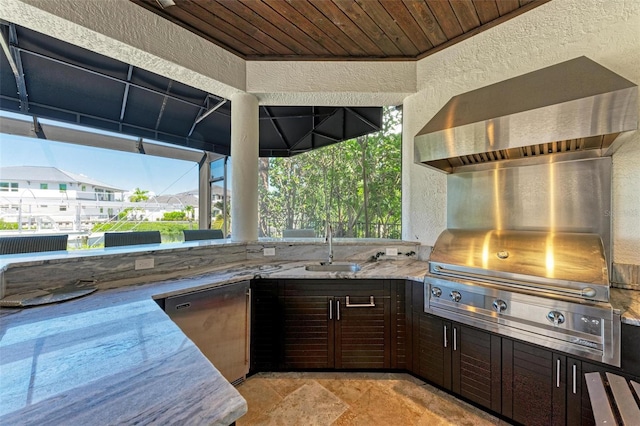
[
  {"xmin": 0, "ymin": 235, "xmax": 69, "ymax": 255},
  {"xmin": 104, "ymin": 231, "xmax": 161, "ymax": 248},
  {"xmin": 183, "ymin": 229, "xmax": 224, "ymax": 241}
]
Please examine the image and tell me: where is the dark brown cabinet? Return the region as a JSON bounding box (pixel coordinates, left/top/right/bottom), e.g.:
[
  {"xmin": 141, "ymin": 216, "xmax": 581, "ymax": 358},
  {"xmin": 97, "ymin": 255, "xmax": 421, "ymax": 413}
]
[
  {"xmin": 284, "ymin": 294, "xmax": 335, "ymax": 368},
  {"xmin": 283, "ymin": 280, "xmax": 392, "ymax": 369},
  {"xmin": 502, "ymin": 340, "xmax": 566, "ymax": 426},
  {"xmin": 252, "ymin": 278, "xmax": 639, "ymax": 426},
  {"xmin": 565, "ymin": 357, "xmax": 629, "ymax": 426},
  {"xmin": 335, "ymin": 293, "xmax": 389, "ymax": 369},
  {"xmin": 414, "ymin": 313, "xmax": 452, "ymax": 388},
  {"xmin": 410, "ymin": 282, "xmax": 501, "ymax": 413},
  {"xmin": 413, "ymin": 314, "xmax": 502, "ymax": 412},
  {"xmin": 453, "ymin": 324, "xmax": 502, "ymax": 412},
  {"xmin": 251, "ymin": 279, "xmax": 405, "ymax": 372},
  {"xmin": 250, "ymin": 279, "xmax": 284, "ymax": 372}
]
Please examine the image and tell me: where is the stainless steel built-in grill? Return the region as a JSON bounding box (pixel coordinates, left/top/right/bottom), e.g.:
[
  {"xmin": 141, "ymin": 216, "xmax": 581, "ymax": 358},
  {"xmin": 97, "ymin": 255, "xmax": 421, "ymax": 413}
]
[
  {"xmin": 415, "ymin": 57, "xmax": 637, "ymax": 369},
  {"xmin": 424, "ymin": 229, "xmax": 621, "ymax": 366}
]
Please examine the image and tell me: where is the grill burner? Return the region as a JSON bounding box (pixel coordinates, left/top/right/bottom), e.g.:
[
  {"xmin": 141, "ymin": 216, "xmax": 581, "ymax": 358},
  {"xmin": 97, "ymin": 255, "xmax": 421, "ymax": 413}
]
[{"xmin": 425, "ymin": 229, "xmax": 621, "ymax": 366}]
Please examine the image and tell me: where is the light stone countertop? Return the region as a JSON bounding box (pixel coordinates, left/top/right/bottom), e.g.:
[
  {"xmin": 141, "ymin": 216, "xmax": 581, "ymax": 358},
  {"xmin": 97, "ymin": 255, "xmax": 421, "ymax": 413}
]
[
  {"xmin": 0, "ymin": 258, "xmax": 637, "ymax": 425},
  {"xmin": 610, "ymin": 287, "xmax": 640, "ymax": 326},
  {"xmin": 0, "ymin": 258, "xmax": 428, "ymax": 425}
]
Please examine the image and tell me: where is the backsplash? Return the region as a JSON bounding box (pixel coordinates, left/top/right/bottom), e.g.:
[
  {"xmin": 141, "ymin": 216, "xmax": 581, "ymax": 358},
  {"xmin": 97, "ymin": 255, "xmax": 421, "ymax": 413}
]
[
  {"xmin": 1, "ymin": 240, "xmax": 425, "ymax": 298},
  {"xmin": 246, "ymin": 240, "xmax": 421, "ymax": 262},
  {"xmin": 0, "ymin": 244, "xmax": 247, "ymax": 298},
  {"xmin": 611, "ymin": 263, "xmax": 640, "ymax": 290}
]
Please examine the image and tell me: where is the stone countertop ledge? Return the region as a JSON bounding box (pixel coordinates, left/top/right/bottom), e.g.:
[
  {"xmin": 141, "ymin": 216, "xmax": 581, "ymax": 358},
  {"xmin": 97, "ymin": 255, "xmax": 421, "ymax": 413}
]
[
  {"xmin": 0, "ymin": 259, "xmax": 427, "ymax": 425},
  {"xmin": 0, "ymin": 258, "xmax": 638, "ymax": 425}
]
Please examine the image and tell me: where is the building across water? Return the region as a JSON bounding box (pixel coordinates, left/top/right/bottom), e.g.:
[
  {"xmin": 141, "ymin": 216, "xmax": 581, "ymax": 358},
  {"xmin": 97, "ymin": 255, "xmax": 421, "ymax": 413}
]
[
  {"xmin": 0, "ymin": 166, "xmax": 230, "ymax": 246},
  {"xmin": 0, "ymin": 166, "xmax": 125, "ymax": 231}
]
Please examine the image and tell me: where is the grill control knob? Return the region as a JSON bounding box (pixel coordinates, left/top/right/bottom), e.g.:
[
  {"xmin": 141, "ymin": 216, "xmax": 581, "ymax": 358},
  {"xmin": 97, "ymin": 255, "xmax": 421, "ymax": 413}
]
[
  {"xmin": 450, "ymin": 291, "xmax": 462, "ymax": 302},
  {"xmin": 431, "ymin": 287, "xmax": 442, "ymax": 297},
  {"xmin": 493, "ymin": 299, "xmax": 508, "ymax": 313},
  {"xmin": 547, "ymin": 311, "xmax": 565, "ymax": 326}
]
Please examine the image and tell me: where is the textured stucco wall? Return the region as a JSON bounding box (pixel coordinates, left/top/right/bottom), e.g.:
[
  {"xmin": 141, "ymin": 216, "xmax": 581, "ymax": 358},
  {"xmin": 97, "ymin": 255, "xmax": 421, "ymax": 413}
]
[
  {"xmin": 403, "ymin": 0, "xmax": 640, "ymax": 264},
  {"xmin": 0, "ymin": 0, "xmax": 246, "ymax": 98},
  {"xmin": 246, "ymin": 61, "xmax": 415, "ymax": 106},
  {"xmin": 1, "ymin": 0, "xmax": 638, "ymax": 262}
]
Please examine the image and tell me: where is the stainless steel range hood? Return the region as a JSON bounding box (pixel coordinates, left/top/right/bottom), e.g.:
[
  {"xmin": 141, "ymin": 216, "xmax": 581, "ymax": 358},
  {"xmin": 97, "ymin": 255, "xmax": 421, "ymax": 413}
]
[{"xmin": 415, "ymin": 57, "xmax": 638, "ymax": 173}]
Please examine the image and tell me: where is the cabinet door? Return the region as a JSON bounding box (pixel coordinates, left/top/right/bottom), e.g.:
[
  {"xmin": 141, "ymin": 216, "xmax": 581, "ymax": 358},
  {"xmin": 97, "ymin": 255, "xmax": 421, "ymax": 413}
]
[
  {"xmin": 250, "ymin": 280, "xmax": 284, "ymax": 372},
  {"xmin": 502, "ymin": 340, "xmax": 566, "ymax": 426},
  {"xmin": 451, "ymin": 324, "xmax": 501, "ymax": 413},
  {"xmin": 566, "ymin": 358, "xmax": 615, "ymax": 426},
  {"xmin": 335, "ymin": 293, "xmax": 390, "ymax": 369},
  {"xmin": 282, "ymin": 279, "xmax": 390, "ymax": 370},
  {"xmin": 621, "ymin": 323, "xmax": 640, "ymax": 379},
  {"xmin": 284, "ymin": 295, "xmax": 335, "ymax": 369},
  {"xmin": 416, "ymin": 313, "xmax": 452, "ymax": 390}
]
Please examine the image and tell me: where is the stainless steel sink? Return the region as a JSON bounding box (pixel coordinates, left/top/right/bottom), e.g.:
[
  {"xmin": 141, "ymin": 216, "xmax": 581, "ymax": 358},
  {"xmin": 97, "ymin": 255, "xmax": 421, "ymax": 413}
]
[{"xmin": 305, "ymin": 262, "xmax": 362, "ymax": 272}]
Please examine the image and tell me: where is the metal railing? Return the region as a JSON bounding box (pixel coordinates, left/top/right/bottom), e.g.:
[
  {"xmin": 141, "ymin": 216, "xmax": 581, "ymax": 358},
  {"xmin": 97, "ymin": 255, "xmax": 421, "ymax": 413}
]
[{"xmin": 266, "ymin": 221, "xmax": 401, "ymax": 239}]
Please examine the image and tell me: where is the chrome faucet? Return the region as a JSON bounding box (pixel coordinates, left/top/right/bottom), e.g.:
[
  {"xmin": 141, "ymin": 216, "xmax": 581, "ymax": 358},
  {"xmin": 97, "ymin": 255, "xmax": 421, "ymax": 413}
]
[{"xmin": 323, "ymin": 222, "xmax": 333, "ymax": 265}]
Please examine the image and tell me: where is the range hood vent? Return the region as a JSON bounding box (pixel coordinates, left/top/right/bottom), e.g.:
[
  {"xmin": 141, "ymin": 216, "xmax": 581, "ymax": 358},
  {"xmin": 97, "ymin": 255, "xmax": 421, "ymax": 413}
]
[{"xmin": 415, "ymin": 57, "xmax": 638, "ymax": 173}]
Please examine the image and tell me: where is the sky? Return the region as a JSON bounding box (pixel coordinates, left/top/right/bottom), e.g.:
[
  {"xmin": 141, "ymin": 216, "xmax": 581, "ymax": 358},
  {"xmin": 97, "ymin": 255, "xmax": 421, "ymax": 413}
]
[{"xmin": 0, "ymin": 114, "xmax": 200, "ymax": 196}]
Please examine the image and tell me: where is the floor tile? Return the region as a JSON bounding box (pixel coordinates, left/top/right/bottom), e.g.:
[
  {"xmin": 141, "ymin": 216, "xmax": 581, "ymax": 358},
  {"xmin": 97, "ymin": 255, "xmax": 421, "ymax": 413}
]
[
  {"xmin": 238, "ymin": 372, "xmax": 507, "ymax": 426},
  {"xmin": 265, "ymin": 381, "xmax": 348, "ymax": 425},
  {"xmin": 314, "ymin": 377, "xmax": 375, "ymax": 406},
  {"xmin": 236, "ymin": 377, "xmax": 283, "ymax": 425}
]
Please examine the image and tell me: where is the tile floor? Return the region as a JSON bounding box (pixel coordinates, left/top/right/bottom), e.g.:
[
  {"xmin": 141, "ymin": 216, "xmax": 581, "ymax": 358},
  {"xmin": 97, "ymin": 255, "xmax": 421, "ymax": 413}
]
[{"xmin": 236, "ymin": 372, "xmax": 511, "ymax": 425}]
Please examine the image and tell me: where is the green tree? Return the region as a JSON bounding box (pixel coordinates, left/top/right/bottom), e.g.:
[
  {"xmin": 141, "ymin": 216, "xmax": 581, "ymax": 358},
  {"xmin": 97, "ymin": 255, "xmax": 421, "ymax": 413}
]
[
  {"xmin": 184, "ymin": 205, "xmax": 195, "ymax": 221},
  {"xmin": 129, "ymin": 187, "xmax": 150, "ymax": 202},
  {"xmin": 258, "ymin": 106, "xmax": 401, "ymax": 239}
]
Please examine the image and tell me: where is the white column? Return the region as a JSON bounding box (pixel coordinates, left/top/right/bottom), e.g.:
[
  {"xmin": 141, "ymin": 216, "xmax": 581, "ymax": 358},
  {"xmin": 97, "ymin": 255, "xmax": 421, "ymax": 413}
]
[{"xmin": 230, "ymin": 92, "xmax": 259, "ymax": 241}]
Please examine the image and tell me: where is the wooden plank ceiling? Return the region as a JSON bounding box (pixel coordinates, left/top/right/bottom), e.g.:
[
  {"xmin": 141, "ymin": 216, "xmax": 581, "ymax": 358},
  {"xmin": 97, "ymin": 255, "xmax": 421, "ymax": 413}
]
[{"xmin": 130, "ymin": 0, "xmax": 550, "ymax": 61}]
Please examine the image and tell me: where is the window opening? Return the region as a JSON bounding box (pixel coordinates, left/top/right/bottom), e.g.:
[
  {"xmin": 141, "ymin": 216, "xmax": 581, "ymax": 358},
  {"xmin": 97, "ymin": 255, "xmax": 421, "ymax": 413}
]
[
  {"xmin": 0, "ymin": 182, "xmax": 18, "ymax": 192},
  {"xmin": 210, "ymin": 156, "xmax": 229, "ymax": 237},
  {"xmin": 258, "ymin": 106, "xmax": 402, "ymax": 239}
]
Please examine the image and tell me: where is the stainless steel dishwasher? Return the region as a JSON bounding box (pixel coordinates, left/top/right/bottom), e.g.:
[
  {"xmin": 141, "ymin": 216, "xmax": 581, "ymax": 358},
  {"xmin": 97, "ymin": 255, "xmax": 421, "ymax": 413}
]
[{"xmin": 165, "ymin": 280, "xmax": 250, "ymax": 385}]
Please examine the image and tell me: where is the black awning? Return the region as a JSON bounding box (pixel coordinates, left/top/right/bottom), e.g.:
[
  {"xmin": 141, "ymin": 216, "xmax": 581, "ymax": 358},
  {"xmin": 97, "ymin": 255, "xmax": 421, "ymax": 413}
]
[{"xmin": 0, "ymin": 23, "xmax": 382, "ymax": 157}]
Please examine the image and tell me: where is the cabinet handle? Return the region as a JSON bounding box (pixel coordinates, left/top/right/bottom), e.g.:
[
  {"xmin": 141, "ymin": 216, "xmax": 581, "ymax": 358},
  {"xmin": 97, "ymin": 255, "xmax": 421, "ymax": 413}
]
[
  {"xmin": 572, "ymin": 364, "xmax": 577, "ymax": 394},
  {"xmin": 345, "ymin": 296, "xmax": 375, "ymax": 307},
  {"xmin": 556, "ymin": 359, "xmax": 561, "ymax": 388},
  {"xmin": 329, "ymin": 299, "xmax": 333, "ymax": 320},
  {"xmin": 453, "ymin": 327, "xmax": 457, "ymax": 351},
  {"xmin": 337, "ymin": 300, "xmax": 340, "ymax": 321},
  {"xmin": 444, "ymin": 325, "xmax": 448, "ymax": 348}
]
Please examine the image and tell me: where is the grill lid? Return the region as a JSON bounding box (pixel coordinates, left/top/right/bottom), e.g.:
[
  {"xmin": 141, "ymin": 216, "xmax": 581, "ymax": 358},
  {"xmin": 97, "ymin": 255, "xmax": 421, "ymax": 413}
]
[{"xmin": 429, "ymin": 229, "xmax": 609, "ymax": 300}]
